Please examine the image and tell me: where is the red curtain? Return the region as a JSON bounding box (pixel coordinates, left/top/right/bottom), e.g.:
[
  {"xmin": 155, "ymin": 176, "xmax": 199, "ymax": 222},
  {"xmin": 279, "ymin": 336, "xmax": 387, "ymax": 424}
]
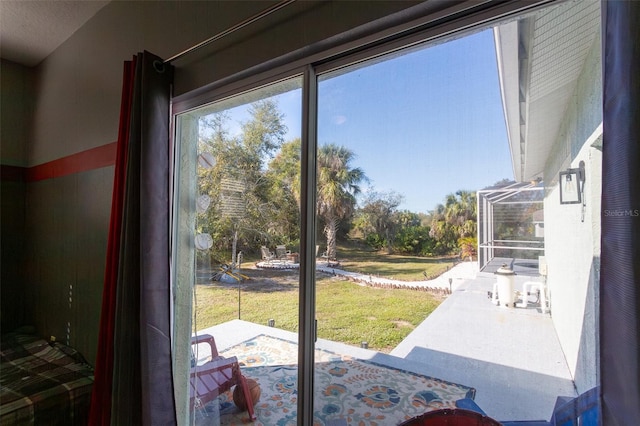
[
  {"xmin": 89, "ymin": 52, "xmax": 175, "ymax": 425},
  {"xmin": 89, "ymin": 58, "xmax": 136, "ymax": 426}
]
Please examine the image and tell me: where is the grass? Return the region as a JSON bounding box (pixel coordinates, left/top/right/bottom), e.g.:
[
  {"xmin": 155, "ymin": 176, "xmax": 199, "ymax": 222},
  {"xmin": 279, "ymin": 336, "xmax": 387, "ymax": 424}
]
[
  {"xmin": 336, "ymin": 240, "xmax": 457, "ymax": 281},
  {"xmin": 195, "ymin": 240, "xmax": 451, "ymax": 352}
]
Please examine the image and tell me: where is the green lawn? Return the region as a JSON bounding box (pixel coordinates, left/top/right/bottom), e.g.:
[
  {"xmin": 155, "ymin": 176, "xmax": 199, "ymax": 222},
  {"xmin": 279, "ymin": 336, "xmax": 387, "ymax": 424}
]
[
  {"xmin": 336, "ymin": 241, "xmax": 457, "ymax": 281},
  {"xmin": 195, "ymin": 241, "xmax": 451, "ymax": 352}
]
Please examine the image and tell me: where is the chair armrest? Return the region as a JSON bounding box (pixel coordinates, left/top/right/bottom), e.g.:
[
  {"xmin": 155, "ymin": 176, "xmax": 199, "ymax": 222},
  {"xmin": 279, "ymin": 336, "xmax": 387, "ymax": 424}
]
[
  {"xmin": 191, "ymin": 334, "xmax": 219, "ymax": 357},
  {"xmin": 193, "ymin": 355, "xmax": 239, "ymax": 373}
]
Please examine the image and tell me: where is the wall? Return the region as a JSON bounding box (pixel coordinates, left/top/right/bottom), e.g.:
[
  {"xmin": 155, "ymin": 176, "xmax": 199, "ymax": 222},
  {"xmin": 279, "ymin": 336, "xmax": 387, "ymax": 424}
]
[
  {"xmin": 10, "ymin": 0, "xmax": 421, "ymax": 365},
  {"xmin": 1, "ymin": 59, "xmax": 31, "ymax": 330},
  {"xmin": 543, "ymin": 34, "xmax": 602, "ymax": 394}
]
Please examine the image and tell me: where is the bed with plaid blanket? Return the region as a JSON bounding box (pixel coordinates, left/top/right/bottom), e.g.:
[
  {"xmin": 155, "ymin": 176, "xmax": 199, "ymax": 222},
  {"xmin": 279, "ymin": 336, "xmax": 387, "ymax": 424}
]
[{"xmin": 0, "ymin": 331, "xmax": 94, "ymax": 425}]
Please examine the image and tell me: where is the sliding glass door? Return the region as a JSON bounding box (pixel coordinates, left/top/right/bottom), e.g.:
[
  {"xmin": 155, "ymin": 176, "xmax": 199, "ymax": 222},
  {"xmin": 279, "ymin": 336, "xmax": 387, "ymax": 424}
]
[
  {"xmin": 172, "ymin": 1, "xmax": 602, "ymax": 424},
  {"xmin": 174, "ymin": 77, "xmax": 303, "ymax": 424}
]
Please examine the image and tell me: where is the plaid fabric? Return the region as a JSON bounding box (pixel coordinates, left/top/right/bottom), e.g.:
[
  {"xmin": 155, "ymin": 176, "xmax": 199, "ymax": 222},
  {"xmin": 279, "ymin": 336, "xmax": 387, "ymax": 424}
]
[{"xmin": 0, "ymin": 333, "xmax": 94, "ymax": 425}]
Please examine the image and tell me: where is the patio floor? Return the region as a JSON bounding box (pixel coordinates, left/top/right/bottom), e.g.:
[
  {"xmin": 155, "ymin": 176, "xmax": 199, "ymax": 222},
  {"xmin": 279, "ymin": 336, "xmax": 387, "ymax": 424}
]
[
  {"xmin": 196, "ymin": 263, "xmax": 576, "ymax": 423},
  {"xmin": 390, "ymin": 271, "xmax": 576, "ymax": 421},
  {"xmin": 481, "ymin": 256, "xmax": 541, "ymax": 276}
]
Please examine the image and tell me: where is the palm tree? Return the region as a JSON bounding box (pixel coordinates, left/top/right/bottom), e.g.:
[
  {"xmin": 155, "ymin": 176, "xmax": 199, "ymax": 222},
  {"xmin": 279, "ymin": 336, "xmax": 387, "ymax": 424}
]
[
  {"xmin": 429, "ymin": 190, "xmax": 477, "ymax": 255},
  {"xmin": 441, "ymin": 190, "xmax": 476, "ymax": 235},
  {"xmin": 317, "ymin": 144, "xmax": 366, "ymax": 260}
]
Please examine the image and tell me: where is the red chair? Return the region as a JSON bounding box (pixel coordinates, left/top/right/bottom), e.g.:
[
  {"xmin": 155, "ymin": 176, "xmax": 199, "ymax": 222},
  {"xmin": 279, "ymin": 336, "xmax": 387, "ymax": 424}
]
[
  {"xmin": 398, "ymin": 408, "xmax": 501, "ymax": 426},
  {"xmin": 190, "ymin": 334, "xmax": 256, "ymax": 421}
]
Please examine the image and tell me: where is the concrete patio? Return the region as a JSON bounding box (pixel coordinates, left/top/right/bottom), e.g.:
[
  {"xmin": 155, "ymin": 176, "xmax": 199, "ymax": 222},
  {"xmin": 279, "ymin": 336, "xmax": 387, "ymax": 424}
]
[
  {"xmin": 196, "ymin": 263, "xmax": 576, "ymax": 423},
  {"xmin": 391, "ymin": 270, "xmax": 576, "ymax": 421}
]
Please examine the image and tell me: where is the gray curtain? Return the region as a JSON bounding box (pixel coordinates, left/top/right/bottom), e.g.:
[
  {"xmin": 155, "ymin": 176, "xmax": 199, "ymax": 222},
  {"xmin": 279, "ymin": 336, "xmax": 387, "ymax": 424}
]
[
  {"xmin": 110, "ymin": 51, "xmax": 176, "ymax": 425},
  {"xmin": 601, "ymin": 1, "xmax": 640, "ymax": 424}
]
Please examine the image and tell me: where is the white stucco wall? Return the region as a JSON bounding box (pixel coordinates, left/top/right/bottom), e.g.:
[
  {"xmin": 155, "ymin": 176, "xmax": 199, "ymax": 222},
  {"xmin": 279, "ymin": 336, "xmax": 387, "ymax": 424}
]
[{"xmin": 543, "ymin": 34, "xmax": 602, "ymax": 393}]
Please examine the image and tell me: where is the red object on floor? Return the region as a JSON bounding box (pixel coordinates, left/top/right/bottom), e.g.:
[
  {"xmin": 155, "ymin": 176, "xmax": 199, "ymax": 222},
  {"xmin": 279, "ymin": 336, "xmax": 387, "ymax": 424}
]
[{"xmin": 398, "ymin": 408, "xmax": 501, "ymax": 426}]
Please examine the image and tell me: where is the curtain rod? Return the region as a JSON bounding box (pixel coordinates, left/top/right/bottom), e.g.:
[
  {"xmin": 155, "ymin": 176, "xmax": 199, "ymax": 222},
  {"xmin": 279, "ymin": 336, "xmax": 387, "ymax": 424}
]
[{"xmin": 164, "ymin": 0, "xmax": 296, "ymax": 64}]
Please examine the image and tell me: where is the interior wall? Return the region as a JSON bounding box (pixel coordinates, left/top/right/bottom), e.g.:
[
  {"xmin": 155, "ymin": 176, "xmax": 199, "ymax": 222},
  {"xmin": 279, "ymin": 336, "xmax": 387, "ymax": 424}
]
[
  {"xmin": 20, "ymin": 0, "xmax": 422, "ymax": 365},
  {"xmin": 542, "ymin": 35, "xmax": 602, "ymax": 394},
  {"xmin": 0, "ymin": 60, "xmax": 30, "ymax": 165},
  {"xmin": 1, "ymin": 59, "xmax": 31, "ymax": 331}
]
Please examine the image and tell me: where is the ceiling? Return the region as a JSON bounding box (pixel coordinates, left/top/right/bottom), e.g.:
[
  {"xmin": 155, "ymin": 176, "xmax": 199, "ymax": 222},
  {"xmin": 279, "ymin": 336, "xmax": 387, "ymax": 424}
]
[{"xmin": 0, "ymin": 0, "xmax": 110, "ymax": 67}]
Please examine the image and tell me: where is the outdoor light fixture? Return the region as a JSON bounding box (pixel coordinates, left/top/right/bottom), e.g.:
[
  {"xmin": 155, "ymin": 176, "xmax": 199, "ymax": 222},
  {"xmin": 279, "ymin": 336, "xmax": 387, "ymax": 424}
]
[{"xmin": 559, "ymin": 161, "xmax": 586, "ymax": 205}]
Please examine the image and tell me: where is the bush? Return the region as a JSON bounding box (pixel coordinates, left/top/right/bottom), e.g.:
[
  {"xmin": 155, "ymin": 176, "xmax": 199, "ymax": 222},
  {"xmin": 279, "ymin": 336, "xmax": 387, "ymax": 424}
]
[
  {"xmin": 394, "ymin": 225, "xmax": 434, "ymax": 255},
  {"xmin": 365, "ymin": 233, "xmax": 385, "ymax": 250}
]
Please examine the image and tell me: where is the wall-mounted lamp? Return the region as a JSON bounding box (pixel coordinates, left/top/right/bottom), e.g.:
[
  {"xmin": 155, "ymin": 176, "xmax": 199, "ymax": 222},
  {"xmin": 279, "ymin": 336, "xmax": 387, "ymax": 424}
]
[{"xmin": 559, "ymin": 161, "xmax": 586, "ymax": 205}]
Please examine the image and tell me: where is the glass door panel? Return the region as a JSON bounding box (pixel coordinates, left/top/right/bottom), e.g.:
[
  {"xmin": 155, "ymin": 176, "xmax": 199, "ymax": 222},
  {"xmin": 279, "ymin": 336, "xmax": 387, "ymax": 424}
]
[
  {"xmin": 174, "ymin": 77, "xmax": 303, "ymax": 425},
  {"xmin": 311, "ymin": 1, "xmax": 602, "ymax": 422},
  {"xmin": 171, "ymin": 2, "xmax": 601, "ymax": 423},
  {"xmin": 313, "ymin": 29, "xmax": 512, "ymax": 424}
]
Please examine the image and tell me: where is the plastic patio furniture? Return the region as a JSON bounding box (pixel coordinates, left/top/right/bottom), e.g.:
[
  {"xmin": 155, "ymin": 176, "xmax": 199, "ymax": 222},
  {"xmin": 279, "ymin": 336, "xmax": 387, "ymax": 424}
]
[
  {"xmin": 190, "ymin": 334, "xmax": 256, "ymax": 421},
  {"xmin": 260, "ymin": 246, "xmax": 276, "ymax": 263},
  {"xmin": 275, "ymin": 244, "xmax": 291, "ymax": 260},
  {"xmin": 454, "ymin": 386, "xmax": 600, "ymax": 425}
]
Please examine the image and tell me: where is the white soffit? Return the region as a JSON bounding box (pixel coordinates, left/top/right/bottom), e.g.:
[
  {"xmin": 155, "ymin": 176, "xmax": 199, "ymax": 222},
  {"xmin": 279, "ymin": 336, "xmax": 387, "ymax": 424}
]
[
  {"xmin": 0, "ymin": 1, "xmax": 109, "ymax": 67},
  {"xmin": 493, "ymin": 22, "xmax": 521, "ymax": 184},
  {"xmin": 496, "ymin": 0, "xmax": 601, "ymax": 182}
]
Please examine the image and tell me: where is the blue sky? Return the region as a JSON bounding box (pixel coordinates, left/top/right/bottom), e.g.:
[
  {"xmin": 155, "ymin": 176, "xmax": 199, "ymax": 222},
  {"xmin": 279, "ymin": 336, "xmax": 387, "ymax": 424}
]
[{"xmin": 220, "ymin": 28, "xmax": 513, "ymax": 214}]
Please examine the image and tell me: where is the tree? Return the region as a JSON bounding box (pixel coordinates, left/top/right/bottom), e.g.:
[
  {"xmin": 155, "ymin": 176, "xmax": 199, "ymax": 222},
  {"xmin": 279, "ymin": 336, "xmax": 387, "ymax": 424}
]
[
  {"xmin": 266, "ymin": 138, "xmax": 302, "ymax": 245},
  {"xmin": 355, "ymin": 190, "xmax": 403, "ymax": 254},
  {"xmin": 317, "ymin": 144, "xmax": 367, "ymax": 260},
  {"xmin": 391, "ymin": 210, "xmax": 437, "ymax": 255},
  {"xmin": 429, "ymin": 190, "xmax": 477, "ymax": 255},
  {"xmin": 458, "ymin": 236, "xmax": 478, "ymax": 261},
  {"xmin": 196, "ymin": 100, "xmax": 289, "ymax": 265}
]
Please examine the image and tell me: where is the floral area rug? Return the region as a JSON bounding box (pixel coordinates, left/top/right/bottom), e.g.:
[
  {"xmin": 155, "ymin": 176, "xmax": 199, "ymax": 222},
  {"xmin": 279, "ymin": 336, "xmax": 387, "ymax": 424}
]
[{"xmin": 206, "ymin": 335, "xmax": 475, "ymax": 425}]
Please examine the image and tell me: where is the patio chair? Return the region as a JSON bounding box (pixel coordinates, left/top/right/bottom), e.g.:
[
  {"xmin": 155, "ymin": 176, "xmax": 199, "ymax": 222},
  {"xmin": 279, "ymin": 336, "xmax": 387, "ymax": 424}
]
[
  {"xmin": 190, "ymin": 334, "xmax": 256, "ymax": 421},
  {"xmin": 516, "ymin": 256, "xmax": 549, "ymax": 313},
  {"xmin": 454, "ymin": 385, "xmax": 600, "ymax": 425},
  {"xmin": 261, "ymin": 246, "xmax": 276, "ymax": 263},
  {"xmin": 276, "ymin": 244, "xmax": 291, "ymax": 260}
]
